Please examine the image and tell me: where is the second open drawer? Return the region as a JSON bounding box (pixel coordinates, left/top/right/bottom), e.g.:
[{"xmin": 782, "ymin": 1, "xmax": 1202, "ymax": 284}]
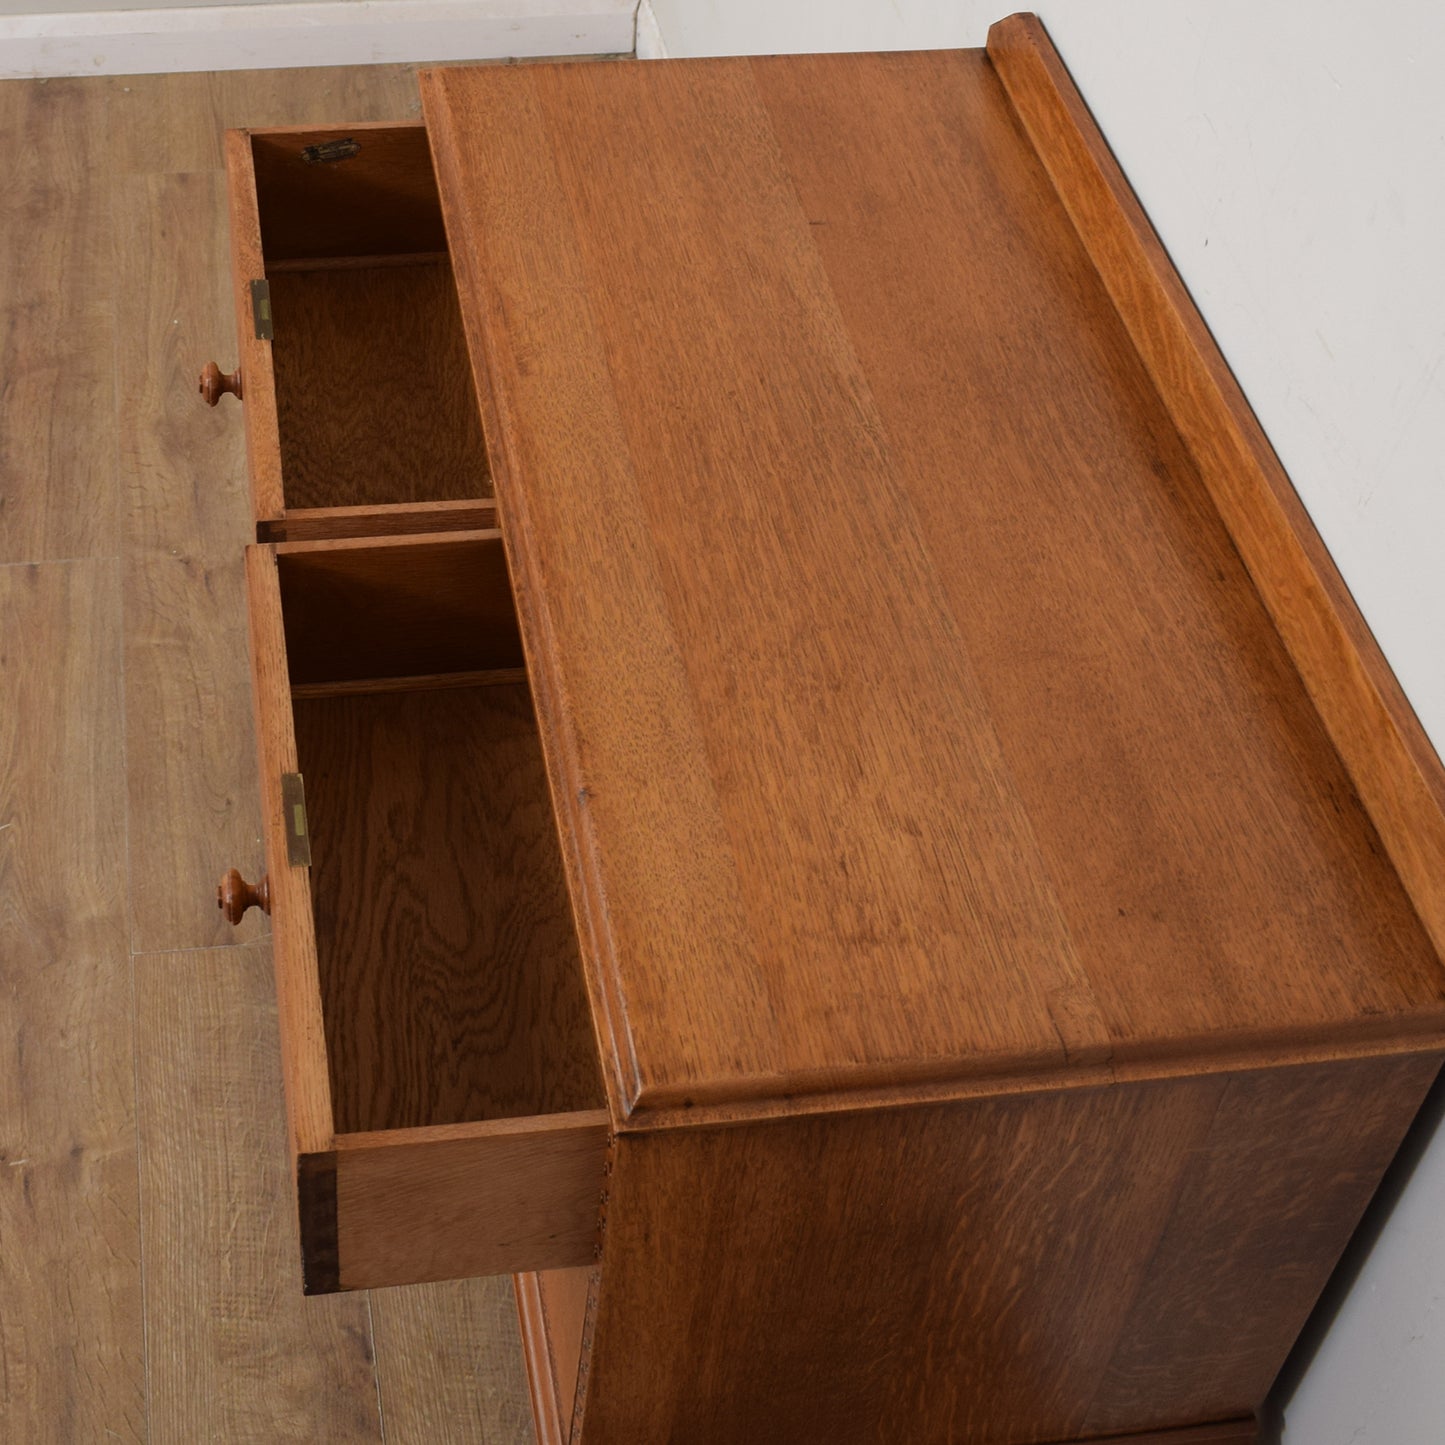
[{"xmin": 243, "ymin": 528, "xmax": 608, "ymax": 1293}]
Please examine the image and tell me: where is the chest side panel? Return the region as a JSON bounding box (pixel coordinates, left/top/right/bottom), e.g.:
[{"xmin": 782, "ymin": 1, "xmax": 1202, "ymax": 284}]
[{"xmin": 578, "ymin": 1054, "xmax": 1439, "ymax": 1443}]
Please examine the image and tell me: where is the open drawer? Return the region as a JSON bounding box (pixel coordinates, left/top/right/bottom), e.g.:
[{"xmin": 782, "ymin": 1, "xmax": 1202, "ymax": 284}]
[
  {"xmin": 237, "ymin": 528, "xmax": 609, "ymax": 1293},
  {"xmin": 218, "ymin": 124, "xmax": 495, "ymax": 543}
]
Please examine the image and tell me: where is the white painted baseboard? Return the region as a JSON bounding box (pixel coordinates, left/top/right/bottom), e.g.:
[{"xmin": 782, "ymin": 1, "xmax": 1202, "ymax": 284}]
[{"xmin": 0, "ymin": 0, "xmax": 637, "ymax": 78}]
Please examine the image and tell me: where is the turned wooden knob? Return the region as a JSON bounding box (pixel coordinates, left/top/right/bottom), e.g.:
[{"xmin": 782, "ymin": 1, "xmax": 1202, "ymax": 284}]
[
  {"xmin": 199, "ymin": 361, "xmax": 243, "ymax": 406},
  {"xmin": 217, "ymin": 868, "xmax": 270, "ymax": 925}
]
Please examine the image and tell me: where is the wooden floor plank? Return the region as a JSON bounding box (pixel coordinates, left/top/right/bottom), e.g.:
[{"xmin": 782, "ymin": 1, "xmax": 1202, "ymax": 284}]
[
  {"xmin": 117, "ymin": 169, "xmax": 252, "ymax": 558},
  {"xmin": 0, "ymin": 80, "xmax": 117, "ymax": 563},
  {"xmin": 108, "ymin": 65, "xmax": 423, "ymax": 176},
  {"xmin": 0, "ymin": 557, "xmax": 143, "ymax": 1442},
  {"xmin": 0, "ymin": 61, "xmax": 539, "ymax": 1442},
  {"xmin": 371, "ymin": 1281, "xmax": 535, "ymax": 1445},
  {"xmin": 123, "ymin": 545, "xmax": 265, "ymax": 953},
  {"xmin": 134, "ymin": 941, "xmax": 382, "ymax": 1443},
  {"xmin": 116, "ymin": 168, "xmax": 267, "ymax": 952}
]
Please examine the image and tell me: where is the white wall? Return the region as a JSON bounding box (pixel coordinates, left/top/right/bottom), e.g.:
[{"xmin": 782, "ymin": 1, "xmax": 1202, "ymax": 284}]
[{"xmin": 646, "ymin": 2, "xmax": 1445, "ymax": 1440}]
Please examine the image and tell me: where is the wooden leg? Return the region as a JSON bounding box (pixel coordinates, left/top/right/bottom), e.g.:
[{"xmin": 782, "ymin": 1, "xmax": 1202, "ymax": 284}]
[{"xmin": 514, "ymin": 1272, "xmax": 570, "ymax": 1445}]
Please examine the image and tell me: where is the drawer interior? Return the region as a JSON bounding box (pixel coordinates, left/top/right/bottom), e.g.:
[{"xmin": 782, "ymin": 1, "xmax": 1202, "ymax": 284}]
[
  {"xmin": 275, "ymin": 532, "xmax": 603, "ymax": 1135},
  {"xmin": 251, "ymin": 127, "xmax": 490, "ymax": 517}
]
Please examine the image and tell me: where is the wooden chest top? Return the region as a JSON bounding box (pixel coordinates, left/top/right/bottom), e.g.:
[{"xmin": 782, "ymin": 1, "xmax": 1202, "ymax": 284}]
[{"xmin": 420, "ymin": 38, "xmax": 1445, "ymax": 1125}]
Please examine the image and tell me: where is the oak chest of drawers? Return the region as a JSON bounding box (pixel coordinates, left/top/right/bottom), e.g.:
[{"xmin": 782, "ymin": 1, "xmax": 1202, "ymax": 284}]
[{"xmin": 211, "ymin": 16, "xmax": 1445, "ymax": 1444}]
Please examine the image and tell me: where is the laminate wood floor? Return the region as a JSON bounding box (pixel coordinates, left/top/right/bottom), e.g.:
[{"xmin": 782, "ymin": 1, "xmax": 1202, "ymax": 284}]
[{"xmin": 0, "ymin": 64, "xmax": 533, "ymax": 1444}]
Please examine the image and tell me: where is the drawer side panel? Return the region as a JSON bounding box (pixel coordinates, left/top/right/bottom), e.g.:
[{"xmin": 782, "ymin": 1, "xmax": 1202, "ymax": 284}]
[
  {"xmin": 244, "ymin": 542, "xmax": 333, "ymax": 1154},
  {"xmin": 226, "ymin": 131, "xmax": 284, "ymax": 526}
]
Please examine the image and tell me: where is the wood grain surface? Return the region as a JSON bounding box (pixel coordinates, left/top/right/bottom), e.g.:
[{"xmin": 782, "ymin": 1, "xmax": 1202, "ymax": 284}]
[
  {"xmin": 265, "ymin": 497, "xmax": 499, "ymax": 542},
  {"xmin": 125, "ymin": 546, "xmax": 263, "ymax": 954},
  {"xmin": 293, "ymin": 681, "xmax": 601, "ymax": 1132},
  {"xmin": 107, "ymin": 66, "xmax": 424, "ymax": 176},
  {"xmin": 0, "ymin": 559, "xmax": 142, "ymax": 1441},
  {"xmin": 276, "ymin": 532, "xmax": 523, "ymax": 686},
  {"xmin": 988, "ymin": 12, "xmax": 1445, "ymax": 980},
  {"xmin": 1081, "ymin": 1055, "xmax": 1440, "ymax": 1430},
  {"xmin": 118, "ymin": 168, "xmax": 253, "ymax": 559},
  {"xmin": 324, "ymin": 1112, "xmax": 608, "ymax": 1289},
  {"xmin": 0, "ymin": 81, "xmax": 117, "ymax": 563},
  {"xmin": 579, "ymin": 1056, "xmax": 1437, "ymax": 1444},
  {"xmin": 1046, "ymin": 1424, "xmax": 1258, "ymax": 1445},
  {"xmin": 227, "ymin": 127, "xmax": 286, "ymax": 526},
  {"xmin": 515, "ymin": 1277, "xmax": 568, "ymax": 1445},
  {"xmin": 268, "ymin": 260, "xmax": 489, "ymax": 511},
  {"xmin": 134, "ymin": 943, "xmax": 381, "ymax": 1440},
  {"xmin": 245, "ymin": 542, "xmax": 334, "ymax": 1156},
  {"xmin": 422, "ymin": 53, "xmax": 1445, "ymax": 1126},
  {"xmin": 535, "ymin": 1268, "xmax": 590, "ymax": 1437},
  {"xmin": 290, "ymin": 667, "xmax": 528, "ymax": 701},
  {"xmin": 116, "ymin": 168, "xmax": 268, "ymax": 954},
  {"xmin": 250, "ymin": 124, "xmax": 447, "ymax": 263},
  {"xmin": 372, "ymin": 1278, "xmax": 535, "ymax": 1445},
  {"xmin": 230, "ymin": 121, "xmax": 491, "ymax": 527},
  {"xmin": 515, "ymin": 1271, "xmax": 593, "ymax": 1445}
]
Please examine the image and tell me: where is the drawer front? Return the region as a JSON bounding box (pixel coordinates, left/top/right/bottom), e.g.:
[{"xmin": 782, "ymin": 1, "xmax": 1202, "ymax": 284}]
[
  {"xmin": 221, "ymin": 123, "xmax": 494, "ymax": 543},
  {"xmin": 241, "ymin": 530, "xmax": 608, "ymax": 1292}
]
